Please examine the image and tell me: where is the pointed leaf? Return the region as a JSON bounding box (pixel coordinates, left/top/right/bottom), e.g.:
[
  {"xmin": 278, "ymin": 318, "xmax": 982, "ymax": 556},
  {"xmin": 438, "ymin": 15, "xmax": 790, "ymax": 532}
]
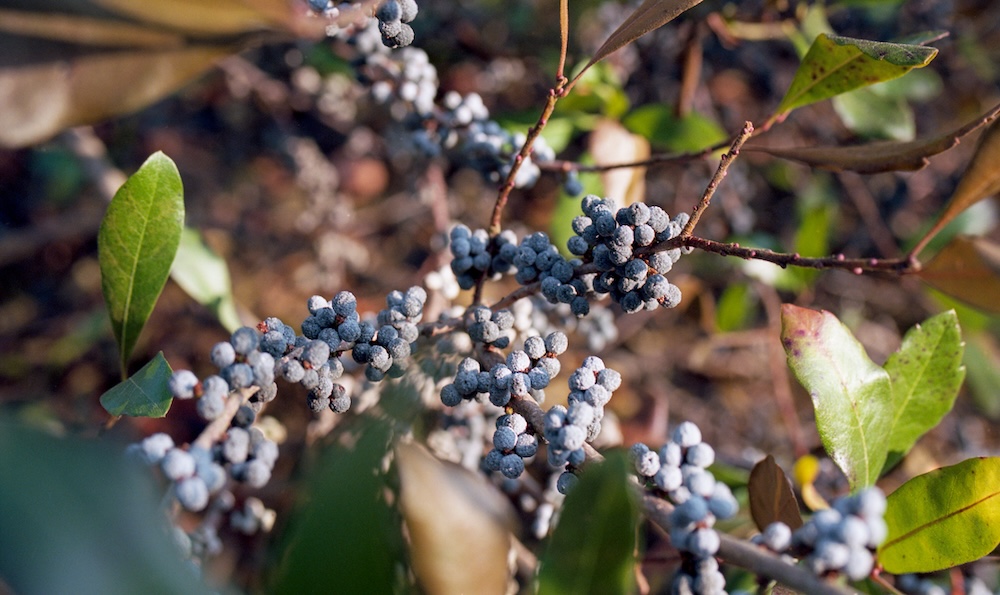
[
  {"xmin": 269, "ymin": 417, "xmax": 405, "ymax": 594},
  {"xmin": 171, "ymin": 228, "xmax": 242, "ymax": 333},
  {"xmin": 774, "ymin": 34, "xmax": 938, "ymax": 117},
  {"xmin": 745, "ymin": 102, "xmax": 1000, "ymax": 173},
  {"xmin": 99, "ymin": 352, "xmax": 174, "ymax": 417},
  {"xmin": 98, "ymin": 152, "xmax": 184, "ymax": 373},
  {"xmin": 748, "ymin": 455, "xmax": 803, "ymax": 531},
  {"xmin": 912, "ymin": 117, "xmax": 1000, "ymax": 254},
  {"xmin": 780, "ymin": 304, "xmax": 893, "ymax": 489},
  {"xmin": 396, "ymin": 443, "xmax": 513, "ymax": 594},
  {"xmin": 881, "ymin": 311, "xmax": 964, "ymax": 471},
  {"xmin": 918, "ymin": 236, "xmax": 1000, "ymax": 315},
  {"xmin": 879, "ymin": 457, "xmax": 1000, "ymax": 573},
  {"xmin": 538, "ymin": 451, "xmax": 639, "ymax": 595},
  {"xmin": 575, "ymin": 0, "xmax": 703, "ymax": 83}
]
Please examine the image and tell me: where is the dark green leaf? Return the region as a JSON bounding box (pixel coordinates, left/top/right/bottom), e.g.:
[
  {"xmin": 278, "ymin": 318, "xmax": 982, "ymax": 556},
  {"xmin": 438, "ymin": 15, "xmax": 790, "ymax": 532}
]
[
  {"xmin": 882, "ymin": 311, "xmax": 964, "ymax": 471},
  {"xmin": 774, "ymin": 33, "xmax": 938, "ymax": 118},
  {"xmin": 748, "ymin": 455, "xmax": 803, "ymax": 531},
  {"xmin": 171, "ymin": 227, "xmax": 242, "ymax": 333},
  {"xmin": 99, "ymin": 351, "xmax": 174, "ymax": 417},
  {"xmin": 538, "ymin": 451, "xmax": 639, "ymax": 595},
  {"xmin": 98, "ymin": 151, "xmax": 184, "ymax": 375},
  {"xmin": 269, "ymin": 416, "xmax": 405, "ymax": 595},
  {"xmin": 780, "ymin": 304, "xmax": 893, "ymax": 489},
  {"xmin": 880, "ymin": 457, "xmax": 1000, "ymax": 573},
  {"xmin": 0, "ymin": 417, "xmax": 211, "ymax": 595}
]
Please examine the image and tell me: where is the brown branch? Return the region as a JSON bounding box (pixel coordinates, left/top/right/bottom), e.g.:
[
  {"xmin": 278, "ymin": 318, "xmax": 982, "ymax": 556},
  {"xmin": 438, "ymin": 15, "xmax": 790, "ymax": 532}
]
[
  {"xmin": 675, "ymin": 236, "xmax": 917, "ymax": 274},
  {"xmin": 681, "ymin": 121, "xmax": 754, "ymax": 237}
]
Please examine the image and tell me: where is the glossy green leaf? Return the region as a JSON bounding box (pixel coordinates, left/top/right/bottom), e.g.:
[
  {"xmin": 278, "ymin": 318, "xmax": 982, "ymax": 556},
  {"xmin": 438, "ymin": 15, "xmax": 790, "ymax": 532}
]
[
  {"xmin": 748, "ymin": 455, "xmax": 803, "ymax": 531},
  {"xmin": 623, "ymin": 105, "xmax": 727, "ymax": 152},
  {"xmin": 538, "ymin": 451, "xmax": 639, "ymax": 595},
  {"xmin": 269, "ymin": 416, "xmax": 405, "ymax": 595},
  {"xmin": 0, "ymin": 417, "xmax": 211, "ymax": 595},
  {"xmin": 774, "ymin": 34, "xmax": 938, "ymax": 118},
  {"xmin": 881, "ymin": 311, "xmax": 964, "ymax": 472},
  {"xmin": 880, "ymin": 457, "xmax": 1000, "ymax": 573},
  {"xmin": 171, "ymin": 228, "xmax": 242, "ymax": 333},
  {"xmin": 98, "ymin": 151, "xmax": 184, "ymax": 375},
  {"xmin": 781, "ymin": 304, "xmax": 893, "ymax": 489},
  {"xmin": 99, "ymin": 352, "xmax": 174, "ymax": 417}
]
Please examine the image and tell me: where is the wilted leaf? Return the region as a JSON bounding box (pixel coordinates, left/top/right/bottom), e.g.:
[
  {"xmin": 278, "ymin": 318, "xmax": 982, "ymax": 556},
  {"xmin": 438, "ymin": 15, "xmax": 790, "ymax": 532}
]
[
  {"xmin": 574, "ymin": 0, "xmax": 703, "ymax": 84},
  {"xmin": 912, "ymin": 118, "xmax": 1000, "ymax": 255},
  {"xmin": 774, "ymin": 34, "xmax": 938, "ymax": 119},
  {"xmin": 918, "ymin": 236, "xmax": 1000, "ymax": 315},
  {"xmin": 99, "ymin": 152, "xmax": 184, "ymax": 375},
  {"xmin": 748, "ymin": 455, "xmax": 803, "ymax": 531},
  {"xmin": 99, "ymin": 352, "xmax": 174, "ymax": 417},
  {"xmin": 879, "ymin": 457, "xmax": 1000, "ymax": 573},
  {"xmin": 538, "ymin": 451, "xmax": 639, "ymax": 595},
  {"xmin": 781, "ymin": 304, "xmax": 893, "ymax": 489},
  {"xmin": 0, "ymin": 418, "xmax": 212, "ymax": 595},
  {"xmin": 269, "ymin": 417, "xmax": 405, "ymax": 594},
  {"xmin": 590, "ymin": 118, "xmax": 648, "ymax": 207},
  {"xmin": 745, "ymin": 102, "xmax": 1000, "ymax": 173},
  {"xmin": 881, "ymin": 311, "xmax": 964, "ymax": 472},
  {"xmin": 171, "ymin": 228, "xmax": 242, "ymax": 333},
  {"xmin": 396, "ymin": 442, "xmax": 514, "ymax": 595}
]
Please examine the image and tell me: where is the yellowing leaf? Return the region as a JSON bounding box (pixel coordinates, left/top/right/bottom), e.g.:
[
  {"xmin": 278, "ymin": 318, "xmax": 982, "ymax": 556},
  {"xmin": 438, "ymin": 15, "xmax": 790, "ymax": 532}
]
[{"xmin": 774, "ymin": 34, "xmax": 938, "ymax": 119}]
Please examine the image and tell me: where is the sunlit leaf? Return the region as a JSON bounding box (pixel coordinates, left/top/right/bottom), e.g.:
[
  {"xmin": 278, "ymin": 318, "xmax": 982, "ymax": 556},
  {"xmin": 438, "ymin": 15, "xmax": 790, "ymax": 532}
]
[
  {"xmin": 832, "ymin": 87, "xmax": 914, "ymax": 141},
  {"xmin": 396, "ymin": 442, "xmax": 513, "ymax": 594},
  {"xmin": 748, "ymin": 455, "xmax": 803, "ymax": 531},
  {"xmin": 590, "ymin": 118, "xmax": 648, "ymax": 207},
  {"xmin": 538, "ymin": 451, "xmax": 639, "ymax": 595},
  {"xmin": 745, "ymin": 102, "xmax": 1000, "ymax": 173},
  {"xmin": 622, "ymin": 105, "xmax": 727, "ymax": 153},
  {"xmin": 171, "ymin": 228, "xmax": 242, "ymax": 333},
  {"xmin": 879, "ymin": 457, "xmax": 1000, "ymax": 573},
  {"xmin": 918, "ymin": 236, "xmax": 1000, "ymax": 315},
  {"xmin": 91, "ymin": 0, "xmax": 291, "ymax": 36},
  {"xmin": 98, "ymin": 152, "xmax": 184, "ymax": 375},
  {"xmin": 574, "ymin": 0, "xmax": 703, "ymax": 84},
  {"xmin": 780, "ymin": 304, "xmax": 892, "ymax": 489},
  {"xmin": 881, "ymin": 311, "xmax": 964, "ymax": 472},
  {"xmin": 774, "ymin": 34, "xmax": 937, "ymax": 118},
  {"xmin": 99, "ymin": 352, "xmax": 174, "ymax": 417},
  {"xmin": 911, "ymin": 117, "xmax": 1000, "ymax": 255}
]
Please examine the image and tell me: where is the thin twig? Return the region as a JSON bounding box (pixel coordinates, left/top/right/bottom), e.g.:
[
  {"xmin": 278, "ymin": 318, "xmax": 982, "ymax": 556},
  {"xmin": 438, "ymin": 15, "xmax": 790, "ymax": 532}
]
[
  {"xmin": 675, "ymin": 236, "xmax": 916, "ymax": 274},
  {"xmin": 681, "ymin": 121, "xmax": 754, "ymax": 237},
  {"xmin": 539, "ymin": 137, "xmax": 731, "ymax": 174}
]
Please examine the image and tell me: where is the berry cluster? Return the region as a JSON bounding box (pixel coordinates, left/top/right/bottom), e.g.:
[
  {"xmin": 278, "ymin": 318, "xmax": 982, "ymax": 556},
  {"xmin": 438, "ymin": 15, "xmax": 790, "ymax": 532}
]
[
  {"xmin": 544, "ymin": 356, "xmax": 621, "ymax": 494},
  {"xmin": 514, "ymin": 232, "xmax": 592, "ymax": 317},
  {"xmin": 448, "ymin": 225, "xmax": 518, "ymax": 290},
  {"xmin": 631, "ymin": 422, "xmax": 739, "ymax": 594},
  {"xmin": 465, "ymin": 305, "xmax": 514, "ymax": 349},
  {"xmin": 482, "ymin": 412, "xmax": 539, "ymax": 479},
  {"xmin": 128, "ymin": 427, "xmax": 279, "ymax": 514},
  {"xmin": 568, "ymin": 196, "xmax": 686, "ymax": 314},
  {"xmin": 755, "ymin": 487, "xmax": 887, "ymax": 581},
  {"xmin": 440, "ymin": 331, "xmax": 567, "ymax": 408},
  {"xmin": 375, "ymin": 0, "xmax": 418, "ymax": 48}
]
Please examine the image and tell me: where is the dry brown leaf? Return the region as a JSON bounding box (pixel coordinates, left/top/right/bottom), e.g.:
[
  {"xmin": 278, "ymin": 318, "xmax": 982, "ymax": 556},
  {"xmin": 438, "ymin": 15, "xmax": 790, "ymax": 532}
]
[
  {"xmin": 748, "ymin": 454, "xmax": 803, "ymax": 532},
  {"xmin": 918, "ymin": 236, "xmax": 1000, "ymax": 315},
  {"xmin": 0, "ymin": 44, "xmax": 234, "ymax": 148},
  {"xmin": 590, "ymin": 118, "xmax": 649, "ymax": 206},
  {"xmin": 396, "ymin": 442, "xmax": 515, "ymax": 595},
  {"xmin": 744, "ymin": 102, "xmax": 1000, "ymax": 174},
  {"xmin": 0, "ymin": 9, "xmax": 184, "ymax": 47},
  {"xmin": 91, "ymin": 0, "xmax": 292, "ymax": 36},
  {"xmin": 574, "ymin": 0, "xmax": 703, "ymax": 84}
]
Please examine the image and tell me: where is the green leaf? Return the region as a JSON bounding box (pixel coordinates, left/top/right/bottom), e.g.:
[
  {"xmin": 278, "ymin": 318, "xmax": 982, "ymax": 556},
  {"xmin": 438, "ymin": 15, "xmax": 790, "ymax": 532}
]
[
  {"xmin": 99, "ymin": 352, "xmax": 174, "ymax": 417},
  {"xmin": 964, "ymin": 332, "xmax": 1000, "ymax": 420},
  {"xmin": 538, "ymin": 451, "xmax": 639, "ymax": 595},
  {"xmin": 715, "ymin": 283, "xmax": 754, "ymax": 332},
  {"xmin": 881, "ymin": 311, "xmax": 964, "ymax": 472},
  {"xmin": 780, "ymin": 304, "xmax": 893, "ymax": 489},
  {"xmin": 623, "ymin": 105, "xmax": 727, "ymax": 153},
  {"xmin": 879, "ymin": 457, "xmax": 1000, "ymax": 573},
  {"xmin": 774, "ymin": 33, "xmax": 938, "ymax": 118},
  {"xmin": 98, "ymin": 151, "xmax": 184, "ymax": 375},
  {"xmin": 269, "ymin": 416, "xmax": 405, "ymax": 595},
  {"xmin": 171, "ymin": 227, "xmax": 242, "ymax": 333},
  {"xmin": 0, "ymin": 417, "xmax": 212, "ymax": 595},
  {"xmin": 832, "ymin": 87, "xmax": 914, "ymax": 141}
]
